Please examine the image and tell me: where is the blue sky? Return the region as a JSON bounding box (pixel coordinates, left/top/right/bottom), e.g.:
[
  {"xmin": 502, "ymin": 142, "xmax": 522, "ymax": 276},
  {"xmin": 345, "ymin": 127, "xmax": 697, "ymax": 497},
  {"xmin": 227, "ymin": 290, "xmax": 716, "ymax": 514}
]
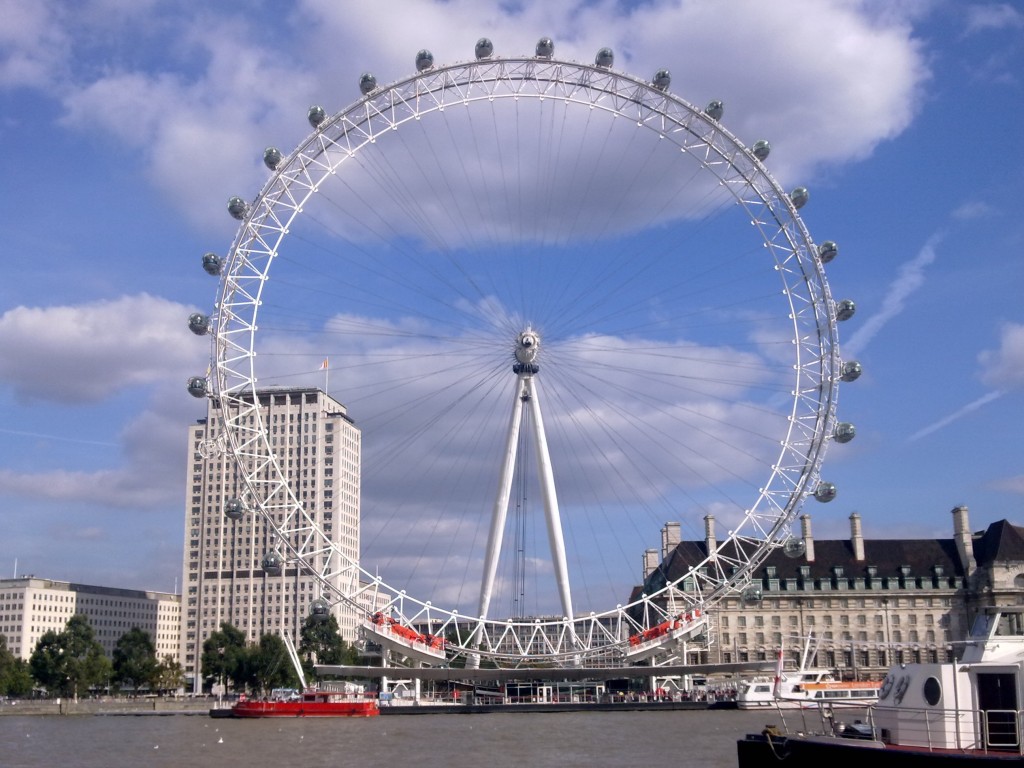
[{"xmin": 0, "ymin": 0, "xmax": 1022, "ymax": 607}]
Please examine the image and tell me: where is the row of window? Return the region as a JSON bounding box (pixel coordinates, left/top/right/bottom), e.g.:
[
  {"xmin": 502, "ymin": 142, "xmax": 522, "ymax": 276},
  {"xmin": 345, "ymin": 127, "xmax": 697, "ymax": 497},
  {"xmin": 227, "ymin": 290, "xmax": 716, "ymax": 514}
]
[
  {"xmin": 723, "ymin": 629, "xmax": 946, "ymax": 645},
  {"xmin": 722, "ymin": 647, "xmax": 948, "ymax": 666},
  {"xmin": 725, "ymin": 613, "xmax": 942, "ymax": 628}
]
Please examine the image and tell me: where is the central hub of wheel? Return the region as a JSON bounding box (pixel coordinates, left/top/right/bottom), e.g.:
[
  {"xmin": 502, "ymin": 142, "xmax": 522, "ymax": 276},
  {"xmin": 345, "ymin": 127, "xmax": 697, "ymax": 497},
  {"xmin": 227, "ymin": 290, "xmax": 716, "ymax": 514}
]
[{"xmin": 513, "ymin": 329, "xmax": 540, "ymax": 374}]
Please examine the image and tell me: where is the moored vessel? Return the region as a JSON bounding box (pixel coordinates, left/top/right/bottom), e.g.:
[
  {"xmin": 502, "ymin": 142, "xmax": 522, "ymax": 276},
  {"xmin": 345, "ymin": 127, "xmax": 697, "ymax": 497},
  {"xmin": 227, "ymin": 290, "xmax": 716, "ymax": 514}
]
[
  {"xmin": 227, "ymin": 688, "xmax": 379, "ymax": 718},
  {"xmin": 736, "ymin": 635, "xmax": 880, "ymax": 710},
  {"xmin": 737, "ymin": 605, "xmax": 1024, "ymax": 765}
]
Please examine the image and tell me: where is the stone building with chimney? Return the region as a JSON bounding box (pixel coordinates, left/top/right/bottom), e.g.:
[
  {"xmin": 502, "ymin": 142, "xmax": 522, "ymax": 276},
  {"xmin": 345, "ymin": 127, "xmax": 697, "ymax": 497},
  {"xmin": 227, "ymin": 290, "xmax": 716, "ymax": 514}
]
[{"xmin": 635, "ymin": 506, "xmax": 1024, "ymax": 678}]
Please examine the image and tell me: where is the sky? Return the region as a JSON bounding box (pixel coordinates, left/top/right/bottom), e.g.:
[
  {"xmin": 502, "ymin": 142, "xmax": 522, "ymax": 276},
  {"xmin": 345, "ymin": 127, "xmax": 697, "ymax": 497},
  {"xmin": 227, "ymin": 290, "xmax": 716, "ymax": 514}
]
[{"xmin": 0, "ymin": 0, "xmax": 1022, "ymax": 611}]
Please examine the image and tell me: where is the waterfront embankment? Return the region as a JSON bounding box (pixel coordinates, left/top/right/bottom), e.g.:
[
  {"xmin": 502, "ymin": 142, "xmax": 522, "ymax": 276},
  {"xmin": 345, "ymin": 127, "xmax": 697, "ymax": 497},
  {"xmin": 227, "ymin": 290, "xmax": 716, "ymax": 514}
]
[{"xmin": 0, "ymin": 698, "xmax": 215, "ymax": 716}]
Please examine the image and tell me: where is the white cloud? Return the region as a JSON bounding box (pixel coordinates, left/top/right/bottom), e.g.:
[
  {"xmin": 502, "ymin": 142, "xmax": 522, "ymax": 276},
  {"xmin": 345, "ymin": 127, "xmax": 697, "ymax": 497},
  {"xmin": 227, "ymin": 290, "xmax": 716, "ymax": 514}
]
[
  {"xmin": 0, "ymin": 379, "xmax": 200, "ymax": 509},
  {"xmin": 979, "ymin": 322, "xmax": 1024, "ymax": 390},
  {"xmin": 907, "ymin": 390, "xmax": 1005, "ymax": 443},
  {"xmin": 952, "ymin": 201, "xmax": 997, "ymax": 221},
  {"xmin": 991, "ymin": 475, "xmax": 1024, "ymax": 494},
  {"xmin": 42, "ymin": 0, "xmax": 931, "ymax": 235},
  {"xmin": 843, "ymin": 234, "xmax": 940, "ymax": 358},
  {"xmin": 0, "ymin": 378, "xmax": 199, "ymax": 512},
  {"xmin": 0, "ymin": 293, "xmax": 206, "ymax": 404},
  {"xmin": 963, "ymin": 3, "xmax": 1024, "ymax": 33},
  {"xmin": 906, "ymin": 322, "xmax": 1024, "ymax": 443},
  {"xmin": 0, "ymin": 0, "xmax": 69, "ymax": 89}
]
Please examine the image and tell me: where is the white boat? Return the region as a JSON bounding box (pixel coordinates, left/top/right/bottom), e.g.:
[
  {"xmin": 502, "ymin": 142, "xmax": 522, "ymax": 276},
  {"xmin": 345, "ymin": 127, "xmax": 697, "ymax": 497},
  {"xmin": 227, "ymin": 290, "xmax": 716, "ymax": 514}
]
[
  {"xmin": 737, "ymin": 670, "xmax": 880, "ymax": 709},
  {"xmin": 736, "ymin": 636, "xmax": 880, "ymax": 710},
  {"xmin": 738, "ymin": 605, "xmax": 1024, "ymax": 765}
]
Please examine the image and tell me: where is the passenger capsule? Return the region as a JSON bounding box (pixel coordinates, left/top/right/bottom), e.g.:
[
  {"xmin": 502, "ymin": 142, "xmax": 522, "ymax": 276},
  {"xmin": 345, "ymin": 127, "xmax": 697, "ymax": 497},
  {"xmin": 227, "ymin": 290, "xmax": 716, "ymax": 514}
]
[
  {"xmin": 783, "ymin": 538, "xmax": 806, "ymax": 558},
  {"xmin": 595, "ymin": 47, "xmax": 614, "ymax": 68},
  {"xmin": 741, "ymin": 584, "xmax": 763, "ymax": 605},
  {"xmin": 813, "ymin": 482, "xmax": 837, "ymax": 503},
  {"xmin": 359, "ymin": 73, "xmax": 377, "ymax": 95},
  {"xmin": 261, "ymin": 550, "xmax": 284, "ymax": 576},
  {"xmin": 224, "ymin": 498, "xmax": 245, "ymax": 520},
  {"xmin": 309, "ymin": 597, "xmax": 331, "ymax": 621},
  {"xmin": 705, "ymin": 100, "xmax": 724, "ymax": 121},
  {"xmin": 188, "ymin": 313, "xmax": 210, "ymax": 336},
  {"xmin": 818, "ymin": 241, "xmax": 838, "ymax": 264},
  {"xmin": 263, "ymin": 146, "xmax": 283, "ymax": 171},
  {"xmin": 790, "ymin": 187, "xmax": 809, "ymax": 209},
  {"xmin": 835, "ymin": 299, "xmax": 856, "ymax": 322},
  {"xmin": 752, "ymin": 140, "xmax": 771, "ymax": 161},
  {"xmin": 187, "ymin": 376, "xmax": 208, "ymax": 398},
  {"xmin": 227, "ymin": 196, "xmax": 249, "ymax": 221},
  {"xmin": 840, "ymin": 360, "xmax": 862, "ymax": 382},
  {"xmin": 307, "ymin": 104, "xmax": 327, "ymax": 128},
  {"xmin": 475, "ymin": 38, "xmax": 494, "ymax": 59},
  {"xmin": 652, "ymin": 69, "xmax": 671, "ymax": 90},
  {"xmin": 833, "ymin": 422, "xmax": 857, "ymax": 443},
  {"xmin": 415, "ymin": 49, "xmax": 434, "ymax": 72},
  {"xmin": 535, "ymin": 37, "xmax": 554, "ymax": 58},
  {"xmin": 202, "ymin": 252, "xmax": 222, "ymax": 276}
]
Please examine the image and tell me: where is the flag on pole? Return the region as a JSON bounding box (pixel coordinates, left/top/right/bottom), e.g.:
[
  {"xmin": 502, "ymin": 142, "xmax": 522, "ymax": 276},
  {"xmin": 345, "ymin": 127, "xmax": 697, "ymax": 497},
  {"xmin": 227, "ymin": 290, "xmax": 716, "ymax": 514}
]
[
  {"xmin": 320, "ymin": 357, "xmax": 330, "ymax": 396},
  {"xmin": 772, "ymin": 641, "xmax": 785, "ymax": 698}
]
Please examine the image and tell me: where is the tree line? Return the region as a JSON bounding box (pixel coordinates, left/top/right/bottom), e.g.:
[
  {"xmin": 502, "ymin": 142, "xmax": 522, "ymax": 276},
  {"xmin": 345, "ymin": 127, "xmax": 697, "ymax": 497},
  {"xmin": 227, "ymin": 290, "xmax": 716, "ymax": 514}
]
[
  {"xmin": 0, "ymin": 615, "xmax": 183, "ymax": 699},
  {"xmin": 201, "ymin": 613, "xmax": 359, "ymax": 694},
  {"xmin": 0, "ymin": 612, "xmax": 358, "ymax": 698}
]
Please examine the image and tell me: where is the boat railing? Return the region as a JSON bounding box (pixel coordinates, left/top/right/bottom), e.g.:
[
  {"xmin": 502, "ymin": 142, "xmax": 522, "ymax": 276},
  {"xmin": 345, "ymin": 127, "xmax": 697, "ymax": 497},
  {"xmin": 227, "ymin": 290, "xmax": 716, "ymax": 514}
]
[{"xmin": 774, "ymin": 700, "xmax": 1024, "ymax": 756}]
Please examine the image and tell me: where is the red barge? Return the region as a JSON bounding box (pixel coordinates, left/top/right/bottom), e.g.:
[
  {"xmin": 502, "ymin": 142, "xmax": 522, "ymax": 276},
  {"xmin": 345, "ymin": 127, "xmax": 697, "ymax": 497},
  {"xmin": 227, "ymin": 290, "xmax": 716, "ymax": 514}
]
[{"xmin": 225, "ymin": 689, "xmax": 379, "ymax": 718}]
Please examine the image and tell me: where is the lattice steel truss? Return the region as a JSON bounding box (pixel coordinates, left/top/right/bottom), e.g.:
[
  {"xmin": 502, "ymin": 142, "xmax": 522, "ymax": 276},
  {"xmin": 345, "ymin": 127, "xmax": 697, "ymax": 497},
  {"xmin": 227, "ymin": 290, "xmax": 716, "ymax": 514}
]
[{"xmin": 202, "ymin": 52, "xmax": 844, "ymax": 667}]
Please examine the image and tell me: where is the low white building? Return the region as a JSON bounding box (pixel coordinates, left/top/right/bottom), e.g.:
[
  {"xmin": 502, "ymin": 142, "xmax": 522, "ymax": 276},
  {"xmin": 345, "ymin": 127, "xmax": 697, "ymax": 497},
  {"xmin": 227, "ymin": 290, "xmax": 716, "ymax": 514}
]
[{"xmin": 0, "ymin": 576, "xmax": 181, "ymax": 662}]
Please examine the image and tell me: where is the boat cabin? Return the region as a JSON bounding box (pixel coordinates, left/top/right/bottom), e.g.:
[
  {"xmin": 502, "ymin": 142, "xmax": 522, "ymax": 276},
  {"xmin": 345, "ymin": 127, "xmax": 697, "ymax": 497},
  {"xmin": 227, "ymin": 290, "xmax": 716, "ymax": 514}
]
[{"xmin": 873, "ymin": 605, "xmax": 1024, "ymax": 751}]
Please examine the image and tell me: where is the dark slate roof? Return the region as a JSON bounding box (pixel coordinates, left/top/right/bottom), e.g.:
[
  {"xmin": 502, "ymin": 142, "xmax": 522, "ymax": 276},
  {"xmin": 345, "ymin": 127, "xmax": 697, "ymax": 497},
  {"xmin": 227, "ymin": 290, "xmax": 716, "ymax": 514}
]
[
  {"xmin": 973, "ymin": 520, "xmax": 1024, "ymax": 565},
  {"xmin": 635, "ymin": 518, "xmax": 1024, "ymax": 596}
]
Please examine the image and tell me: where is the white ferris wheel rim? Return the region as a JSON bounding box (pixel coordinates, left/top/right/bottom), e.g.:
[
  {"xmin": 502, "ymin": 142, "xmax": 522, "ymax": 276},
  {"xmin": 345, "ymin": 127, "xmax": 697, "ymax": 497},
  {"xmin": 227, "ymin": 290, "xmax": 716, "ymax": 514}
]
[{"xmin": 206, "ymin": 48, "xmax": 842, "ymax": 665}]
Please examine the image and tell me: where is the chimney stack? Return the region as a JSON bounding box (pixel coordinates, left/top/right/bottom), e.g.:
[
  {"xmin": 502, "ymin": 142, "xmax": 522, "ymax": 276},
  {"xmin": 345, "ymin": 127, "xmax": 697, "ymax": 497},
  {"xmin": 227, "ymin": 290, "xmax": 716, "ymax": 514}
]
[
  {"xmin": 801, "ymin": 514, "xmax": 815, "ymax": 562},
  {"xmin": 704, "ymin": 515, "xmax": 717, "ymax": 557},
  {"xmin": 661, "ymin": 522, "xmax": 680, "ymax": 559},
  {"xmin": 643, "ymin": 548, "xmax": 660, "ymax": 579},
  {"xmin": 952, "ymin": 505, "xmax": 975, "ymax": 577},
  {"xmin": 850, "ymin": 511, "xmax": 865, "ymax": 561}
]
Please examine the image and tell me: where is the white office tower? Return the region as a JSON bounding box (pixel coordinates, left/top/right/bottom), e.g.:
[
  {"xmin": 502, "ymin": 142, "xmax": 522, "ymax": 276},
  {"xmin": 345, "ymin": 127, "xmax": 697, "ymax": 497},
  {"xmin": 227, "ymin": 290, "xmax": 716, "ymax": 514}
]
[{"xmin": 180, "ymin": 388, "xmax": 360, "ymax": 691}]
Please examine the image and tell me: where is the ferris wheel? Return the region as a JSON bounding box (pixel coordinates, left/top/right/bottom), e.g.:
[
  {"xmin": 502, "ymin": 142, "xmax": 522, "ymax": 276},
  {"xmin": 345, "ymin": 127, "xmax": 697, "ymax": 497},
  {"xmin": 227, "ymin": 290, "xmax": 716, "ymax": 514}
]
[{"xmin": 188, "ymin": 37, "xmax": 860, "ymax": 667}]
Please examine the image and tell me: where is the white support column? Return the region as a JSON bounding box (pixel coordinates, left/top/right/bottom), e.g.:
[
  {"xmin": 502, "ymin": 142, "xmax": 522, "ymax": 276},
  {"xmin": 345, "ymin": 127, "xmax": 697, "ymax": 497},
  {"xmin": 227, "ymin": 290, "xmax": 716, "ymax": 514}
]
[
  {"xmin": 525, "ymin": 376, "xmax": 574, "ymax": 624},
  {"xmin": 471, "ymin": 328, "xmax": 577, "ymax": 664},
  {"xmin": 477, "ymin": 377, "xmax": 527, "ymax": 622}
]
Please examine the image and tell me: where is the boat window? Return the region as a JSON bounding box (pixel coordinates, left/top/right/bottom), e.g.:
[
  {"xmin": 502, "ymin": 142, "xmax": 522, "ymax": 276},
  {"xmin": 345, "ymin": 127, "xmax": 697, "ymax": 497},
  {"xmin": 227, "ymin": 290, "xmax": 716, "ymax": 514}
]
[
  {"xmin": 923, "ymin": 677, "xmax": 941, "ymax": 706},
  {"xmin": 971, "ymin": 613, "xmax": 993, "ymax": 639},
  {"xmin": 995, "ymin": 612, "xmax": 1024, "ymax": 637}
]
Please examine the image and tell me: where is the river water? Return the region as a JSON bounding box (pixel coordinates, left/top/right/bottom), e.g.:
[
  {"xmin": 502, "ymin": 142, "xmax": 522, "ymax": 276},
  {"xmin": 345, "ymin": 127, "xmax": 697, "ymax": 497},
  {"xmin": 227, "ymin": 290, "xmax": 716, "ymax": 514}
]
[{"xmin": 0, "ymin": 709, "xmax": 780, "ymax": 767}]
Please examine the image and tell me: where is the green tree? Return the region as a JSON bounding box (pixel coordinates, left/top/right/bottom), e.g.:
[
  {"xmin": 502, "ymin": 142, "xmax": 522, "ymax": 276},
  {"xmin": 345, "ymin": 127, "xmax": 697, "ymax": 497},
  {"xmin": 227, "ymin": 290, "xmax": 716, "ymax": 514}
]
[
  {"xmin": 29, "ymin": 630, "xmax": 66, "ymax": 695},
  {"xmin": 201, "ymin": 622, "xmax": 248, "ymax": 692},
  {"xmin": 154, "ymin": 654, "xmax": 185, "ymax": 695},
  {"xmin": 250, "ymin": 634, "xmax": 299, "ymax": 694},
  {"xmin": 29, "ymin": 615, "xmax": 111, "ymax": 699},
  {"xmin": 0, "ymin": 635, "xmax": 33, "ymax": 696},
  {"xmin": 299, "ymin": 613, "xmax": 358, "ymax": 667},
  {"xmin": 112, "ymin": 627, "xmax": 158, "ymax": 693}
]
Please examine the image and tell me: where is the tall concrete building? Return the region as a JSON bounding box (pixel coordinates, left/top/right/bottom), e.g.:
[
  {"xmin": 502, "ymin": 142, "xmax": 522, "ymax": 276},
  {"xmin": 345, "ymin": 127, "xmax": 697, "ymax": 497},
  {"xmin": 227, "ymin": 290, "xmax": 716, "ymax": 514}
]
[
  {"xmin": 181, "ymin": 387, "xmax": 361, "ymax": 691},
  {"xmin": 0, "ymin": 576, "xmax": 180, "ymax": 662}
]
